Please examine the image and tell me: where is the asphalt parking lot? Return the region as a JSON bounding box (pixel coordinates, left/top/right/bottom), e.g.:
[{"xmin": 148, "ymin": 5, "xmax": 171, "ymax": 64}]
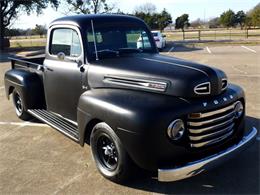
[{"xmin": 0, "ymin": 43, "xmax": 259, "ymax": 194}]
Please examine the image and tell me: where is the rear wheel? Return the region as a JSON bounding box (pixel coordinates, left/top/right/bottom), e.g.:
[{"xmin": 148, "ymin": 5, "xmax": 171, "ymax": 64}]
[
  {"xmin": 90, "ymin": 122, "xmax": 136, "ymax": 183},
  {"xmin": 12, "ymin": 90, "xmax": 31, "ymax": 120}
]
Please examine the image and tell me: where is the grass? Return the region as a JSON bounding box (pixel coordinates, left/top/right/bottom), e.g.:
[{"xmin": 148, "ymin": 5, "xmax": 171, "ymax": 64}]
[
  {"xmin": 10, "ymin": 41, "xmax": 46, "ymax": 48},
  {"xmin": 164, "ymin": 29, "xmax": 260, "ymax": 41}
]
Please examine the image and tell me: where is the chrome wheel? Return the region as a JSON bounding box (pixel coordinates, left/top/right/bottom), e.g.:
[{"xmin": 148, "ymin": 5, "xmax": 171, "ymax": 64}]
[
  {"xmin": 97, "ymin": 134, "xmax": 118, "ymax": 171},
  {"xmin": 13, "ymin": 92, "xmax": 23, "ymax": 116},
  {"xmin": 90, "ymin": 122, "xmax": 137, "ymax": 182}
]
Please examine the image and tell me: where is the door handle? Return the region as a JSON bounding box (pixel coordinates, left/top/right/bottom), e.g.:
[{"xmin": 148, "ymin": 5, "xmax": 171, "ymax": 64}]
[{"xmin": 79, "ymin": 65, "xmax": 85, "ymax": 72}]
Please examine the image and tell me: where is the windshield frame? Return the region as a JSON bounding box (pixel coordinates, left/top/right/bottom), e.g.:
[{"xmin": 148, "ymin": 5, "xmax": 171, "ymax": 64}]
[{"xmin": 84, "ymin": 20, "xmax": 158, "ymax": 61}]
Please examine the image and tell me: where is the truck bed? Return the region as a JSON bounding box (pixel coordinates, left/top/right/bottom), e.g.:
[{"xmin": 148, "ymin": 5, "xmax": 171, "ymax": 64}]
[{"xmin": 10, "ymin": 56, "xmax": 45, "ymax": 70}]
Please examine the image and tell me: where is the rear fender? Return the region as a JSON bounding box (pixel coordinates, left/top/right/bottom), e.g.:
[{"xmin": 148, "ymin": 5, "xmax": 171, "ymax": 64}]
[{"xmin": 4, "ymin": 69, "xmax": 46, "ymax": 110}]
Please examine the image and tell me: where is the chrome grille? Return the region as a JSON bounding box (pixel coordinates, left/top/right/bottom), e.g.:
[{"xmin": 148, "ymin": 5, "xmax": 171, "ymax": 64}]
[{"xmin": 188, "ymin": 102, "xmax": 238, "ymax": 148}]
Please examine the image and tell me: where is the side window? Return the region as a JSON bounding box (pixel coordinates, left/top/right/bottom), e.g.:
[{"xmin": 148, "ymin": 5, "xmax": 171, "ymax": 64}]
[{"xmin": 50, "ymin": 28, "xmax": 82, "ymax": 57}]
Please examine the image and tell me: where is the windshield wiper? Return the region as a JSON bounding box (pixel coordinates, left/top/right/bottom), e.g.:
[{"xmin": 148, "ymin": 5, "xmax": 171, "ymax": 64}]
[{"xmin": 118, "ymin": 48, "xmax": 143, "ymax": 53}]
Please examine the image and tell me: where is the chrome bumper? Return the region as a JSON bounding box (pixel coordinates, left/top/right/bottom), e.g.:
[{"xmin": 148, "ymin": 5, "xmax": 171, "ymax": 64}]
[{"xmin": 158, "ymin": 127, "xmax": 258, "ymax": 182}]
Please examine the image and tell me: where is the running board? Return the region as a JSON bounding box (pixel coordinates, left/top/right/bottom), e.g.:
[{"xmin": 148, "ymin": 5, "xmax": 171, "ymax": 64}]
[{"xmin": 28, "ymin": 109, "xmax": 79, "ymax": 142}]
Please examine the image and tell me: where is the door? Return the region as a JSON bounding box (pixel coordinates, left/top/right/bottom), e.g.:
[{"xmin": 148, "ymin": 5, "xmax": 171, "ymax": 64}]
[{"xmin": 43, "ymin": 27, "xmax": 85, "ymax": 121}]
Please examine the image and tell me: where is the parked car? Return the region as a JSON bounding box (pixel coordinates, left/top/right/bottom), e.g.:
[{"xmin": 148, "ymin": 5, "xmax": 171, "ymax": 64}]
[
  {"xmin": 152, "ymin": 31, "xmax": 166, "ymax": 50},
  {"xmin": 4, "ymin": 15, "xmax": 257, "ymax": 183},
  {"xmin": 136, "ymin": 32, "xmax": 151, "ymax": 49},
  {"xmin": 137, "ymin": 31, "xmax": 166, "ymax": 51}
]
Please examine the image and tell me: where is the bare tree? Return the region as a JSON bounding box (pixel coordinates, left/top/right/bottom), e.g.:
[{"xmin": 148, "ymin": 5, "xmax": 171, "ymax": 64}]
[
  {"xmin": 66, "ymin": 0, "xmax": 116, "ymax": 14},
  {"xmin": 134, "ymin": 3, "xmax": 157, "ymax": 14}
]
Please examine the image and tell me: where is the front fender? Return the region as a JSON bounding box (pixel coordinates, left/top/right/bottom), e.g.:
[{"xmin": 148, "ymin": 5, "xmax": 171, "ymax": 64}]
[{"xmin": 77, "ymin": 88, "xmax": 190, "ymax": 170}]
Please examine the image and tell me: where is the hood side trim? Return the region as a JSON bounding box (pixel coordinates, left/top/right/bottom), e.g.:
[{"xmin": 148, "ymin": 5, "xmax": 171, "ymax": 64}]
[{"xmin": 103, "ymin": 76, "xmax": 168, "ymax": 92}]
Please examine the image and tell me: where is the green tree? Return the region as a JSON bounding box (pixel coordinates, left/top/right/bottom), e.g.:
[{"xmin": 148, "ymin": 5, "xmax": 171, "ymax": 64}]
[
  {"xmin": 219, "ymin": 9, "xmax": 236, "ymax": 28},
  {"xmin": 245, "ymin": 16, "xmax": 253, "ymax": 28},
  {"xmin": 235, "ymin": 10, "xmax": 246, "ymax": 29},
  {"xmin": 66, "ymin": 0, "xmax": 115, "ymax": 14},
  {"xmin": 175, "ymin": 14, "xmax": 190, "ymax": 39},
  {"xmin": 156, "ymin": 9, "xmax": 172, "ymax": 32},
  {"xmin": 134, "ymin": 7, "xmax": 172, "ymax": 31},
  {"xmin": 32, "ymin": 25, "xmax": 47, "ymax": 37},
  {"xmin": 250, "ymin": 4, "xmax": 260, "ymax": 27},
  {"xmin": 0, "ymin": 0, "xmax": 59, "ymax": 51}
]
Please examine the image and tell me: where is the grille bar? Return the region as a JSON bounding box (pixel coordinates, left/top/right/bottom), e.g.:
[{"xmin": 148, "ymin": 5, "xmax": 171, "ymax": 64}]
[
  {"xmin": 189, "ymin": 123, "xmax": 234, "ymax": 141},
  {"xmin": 190, "ymin": 103, "xmax": 235, "ymax": 119},
  {"xmin": 188, "ymin": 101, "xmax": 239, "ymax": 148},
  {"xmin": 189, "ymin": 117, "xmax": 234, "ymax": 134},
  {"xmin": 188, "ymin": 111, "xmax": 235, "ymax": 126},
  {"xmin": 190, "ymin": 130, "xmax": 234, "ymax": 148}
]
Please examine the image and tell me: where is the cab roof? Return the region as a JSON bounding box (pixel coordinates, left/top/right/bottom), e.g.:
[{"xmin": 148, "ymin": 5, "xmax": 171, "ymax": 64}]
[{"xmin": 50, "ymin": 14, "xmax": 144, "ymax": 28}]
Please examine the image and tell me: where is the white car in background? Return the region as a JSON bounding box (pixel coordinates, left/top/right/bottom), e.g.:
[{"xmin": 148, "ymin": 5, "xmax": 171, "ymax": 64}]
[
  {"xmin": 152, "ymin": 31, "xmax": 166, "ymax": 50},
  {"xmin": 137, "ymin": 31, "xmax": 166, "ymax": 51}
]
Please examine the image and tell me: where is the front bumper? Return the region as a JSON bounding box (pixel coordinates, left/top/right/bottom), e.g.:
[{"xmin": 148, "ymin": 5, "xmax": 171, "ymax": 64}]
[{"xmin": 158, "ymin": 127, "xmax": 258, "ymax": 182}]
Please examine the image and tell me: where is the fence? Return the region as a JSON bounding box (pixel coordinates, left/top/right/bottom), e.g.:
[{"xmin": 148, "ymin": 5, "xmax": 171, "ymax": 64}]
[
  {"xmin": 7, "ymin": 34, "xmax": 47, "ymax": 40},
  {"xmin": 164, "ymin": 28, "xmax": 260, "ymax": 41},
  {"xmin": 5, "ymin": 28, "xmax": 260, "ymax": 49}
]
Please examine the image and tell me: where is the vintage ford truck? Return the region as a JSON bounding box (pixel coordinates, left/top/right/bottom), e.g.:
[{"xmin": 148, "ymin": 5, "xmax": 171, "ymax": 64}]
[{"xmin": 4, "ymin": 15, "xmax": 257, "ymax": 183}]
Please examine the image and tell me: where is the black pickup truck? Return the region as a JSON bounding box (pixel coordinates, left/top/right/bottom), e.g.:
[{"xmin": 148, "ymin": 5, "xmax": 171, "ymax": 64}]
[{"xmin": 4, "ymin": 15, "xmax": 257, "ymax": 183}]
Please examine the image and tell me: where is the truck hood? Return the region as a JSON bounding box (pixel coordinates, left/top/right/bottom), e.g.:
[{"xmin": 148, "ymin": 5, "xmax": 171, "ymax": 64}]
[{"xmin": 88, "ymin": 53, "xmax": 227, "ymax": 98}]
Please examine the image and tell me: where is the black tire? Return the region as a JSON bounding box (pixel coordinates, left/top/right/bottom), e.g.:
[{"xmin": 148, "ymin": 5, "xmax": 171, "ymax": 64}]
[
  {"xmin": 12, "ymin": 89, "xmax": 31, "ymax": 120},
  {"xmin": 90, "ymin": 122, "xmax": 136, "ymax": 183}
]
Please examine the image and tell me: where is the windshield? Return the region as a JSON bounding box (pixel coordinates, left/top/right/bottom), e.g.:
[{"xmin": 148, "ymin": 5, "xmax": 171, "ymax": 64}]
[{"xmin": 86, "ymin": 21, "xmax": 156, "ymax": 60}]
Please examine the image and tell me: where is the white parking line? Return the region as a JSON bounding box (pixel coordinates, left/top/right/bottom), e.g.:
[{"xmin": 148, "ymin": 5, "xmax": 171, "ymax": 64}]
[
  {"xmin": 167, "ymin": 46, "xmax": 174, "ymax": 54},
  {"xmin": 241, "ymin": 46, "xmax": 257, "ymax": 53},
  {"xmin": 206, "ymin": 47, "xmax": 212, "ymax": 54},
  {"xmin": 0, "ymin": 121, "xmax": 48, "ymax": 127}
]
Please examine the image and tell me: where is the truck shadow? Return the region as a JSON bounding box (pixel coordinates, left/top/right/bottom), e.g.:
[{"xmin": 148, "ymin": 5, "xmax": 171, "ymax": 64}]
[{"xmin": 124, "ymin": 115, "xmax": 259, "ymax": 194}]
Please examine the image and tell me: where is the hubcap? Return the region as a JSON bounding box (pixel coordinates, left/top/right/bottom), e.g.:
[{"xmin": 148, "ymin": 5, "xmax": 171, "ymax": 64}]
[{"xmin": 97, "ymin": 135, "xmax": 118, "ymax": 170}]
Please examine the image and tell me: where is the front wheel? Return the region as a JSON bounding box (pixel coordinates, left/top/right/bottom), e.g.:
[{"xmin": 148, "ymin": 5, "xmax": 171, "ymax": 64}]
[
  {"xmin": 90, "ymin": 122, "xmax": 136, "ymax": 183},
  {"xmin": 12, "ymin": 89, "xmax": 31, "ymax": 120}
]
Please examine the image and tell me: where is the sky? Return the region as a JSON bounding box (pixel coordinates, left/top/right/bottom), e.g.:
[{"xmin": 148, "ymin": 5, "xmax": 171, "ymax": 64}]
[{"xmin": 12, "ymin": 0, "xmax": 259, "ymax": 29}]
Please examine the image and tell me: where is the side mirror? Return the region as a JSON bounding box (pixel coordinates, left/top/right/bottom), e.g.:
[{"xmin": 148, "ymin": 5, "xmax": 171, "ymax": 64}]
[
  {"xmin": 162, "ymin": 34, "xmax": 166, "ymax": 38},
  {"xmin": 57, "ymin": 52, "xmax": 65, "ymax": 60}
]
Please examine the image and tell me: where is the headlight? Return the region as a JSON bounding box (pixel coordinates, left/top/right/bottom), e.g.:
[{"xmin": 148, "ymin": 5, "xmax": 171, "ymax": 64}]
[
  {"xmin": 234, "ymin": 101, "xmax": 244, "ymax": 118},
  {"xmin": 167, "ymin": 119, "xmax": 185, "ymax": 140}
]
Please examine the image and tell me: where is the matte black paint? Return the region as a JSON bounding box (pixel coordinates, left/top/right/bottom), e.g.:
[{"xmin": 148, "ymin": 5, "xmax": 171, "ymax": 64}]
[
  {"xmin": 4, "ymin": 15, "xmax": 246, "ymax": 172},
  {"xmin": 5, "ymin": 68, "xmax": 45, "ymax": 110}
]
